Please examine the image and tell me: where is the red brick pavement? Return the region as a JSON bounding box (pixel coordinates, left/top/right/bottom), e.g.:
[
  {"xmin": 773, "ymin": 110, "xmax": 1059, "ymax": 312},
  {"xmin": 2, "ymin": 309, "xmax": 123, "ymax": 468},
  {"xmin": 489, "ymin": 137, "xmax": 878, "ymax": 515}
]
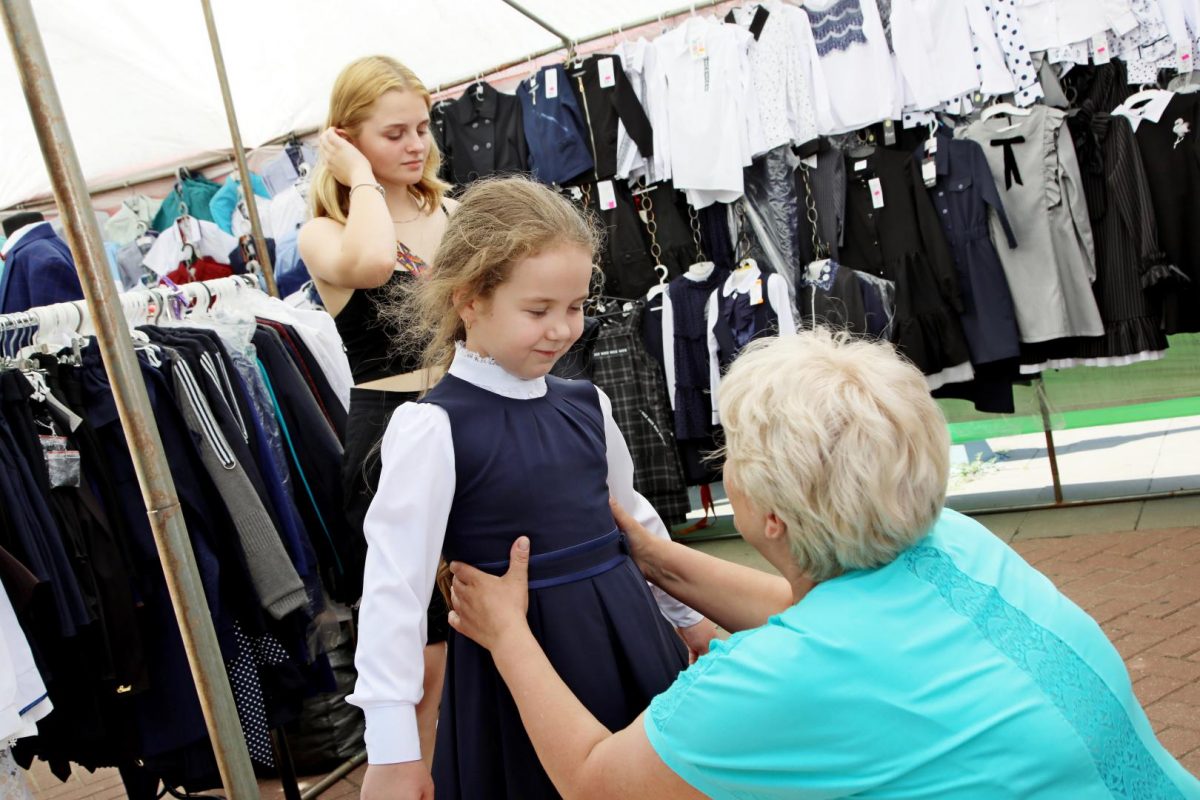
[{"xmin": 22, "ymin": 526, "xmax": 1200, "ymax": 798}]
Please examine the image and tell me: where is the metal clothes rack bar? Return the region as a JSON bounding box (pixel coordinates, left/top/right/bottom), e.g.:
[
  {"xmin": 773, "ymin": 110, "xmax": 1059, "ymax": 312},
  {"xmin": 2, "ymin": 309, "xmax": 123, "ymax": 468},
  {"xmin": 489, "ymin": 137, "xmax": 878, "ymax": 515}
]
[
  {"xmin": 0, "ymin": 274, "xmax": 261, "ymax": 334},
  {"xmin": 0, "ymin": 0, "xmax": 259, "ymax": 796},
  {"xmin": 199, "ymin": 0, "xmax": 278, "ymax": 299},
  {"xmin": 0, "ymin": 0, "xmax": 730, "ymax": 213}
]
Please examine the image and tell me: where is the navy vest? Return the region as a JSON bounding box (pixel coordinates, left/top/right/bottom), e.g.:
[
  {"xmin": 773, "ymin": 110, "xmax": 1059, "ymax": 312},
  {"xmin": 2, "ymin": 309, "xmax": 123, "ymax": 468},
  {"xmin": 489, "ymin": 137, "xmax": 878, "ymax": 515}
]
[{"xmin": 419, "ymin": 374, "xmax": 619, "ymax": 572}]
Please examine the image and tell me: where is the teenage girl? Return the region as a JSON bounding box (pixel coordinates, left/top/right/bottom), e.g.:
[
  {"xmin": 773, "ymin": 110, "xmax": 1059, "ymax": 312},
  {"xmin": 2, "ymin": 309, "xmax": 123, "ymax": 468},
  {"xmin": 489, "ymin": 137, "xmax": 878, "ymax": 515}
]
[{"xmin": 298, "ymin": 55, "xmax": 455, "ymax": 764}]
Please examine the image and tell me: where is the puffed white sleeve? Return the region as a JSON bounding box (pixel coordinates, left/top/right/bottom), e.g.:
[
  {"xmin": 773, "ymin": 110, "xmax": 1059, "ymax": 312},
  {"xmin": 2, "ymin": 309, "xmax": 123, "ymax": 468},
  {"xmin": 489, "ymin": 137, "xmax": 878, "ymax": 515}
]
[
  {"xmin": 346, "ymin": 402, "xmax": 455, "ymax": 765},
  {"xmin": 662, "ymin": 290, "xmax": 677, "ymax": 410},
  {"xmin": 595, "ymin": 387, "xmax": 703, "ymax": 629},
  {"xmin": 707, "ymin": 288, "xmax": 722, "ymax": 426},
  {"xmin": 769, "ymin": 273, "xmax": 798, "ymax": 335}
]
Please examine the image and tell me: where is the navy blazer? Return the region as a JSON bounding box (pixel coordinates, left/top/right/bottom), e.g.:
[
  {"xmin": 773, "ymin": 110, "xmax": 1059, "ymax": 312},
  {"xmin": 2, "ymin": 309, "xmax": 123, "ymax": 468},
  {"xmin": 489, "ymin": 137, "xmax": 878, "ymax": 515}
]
[{"xmin": 0, "ymin": 222, "xmax": 83, "ymax": 314}]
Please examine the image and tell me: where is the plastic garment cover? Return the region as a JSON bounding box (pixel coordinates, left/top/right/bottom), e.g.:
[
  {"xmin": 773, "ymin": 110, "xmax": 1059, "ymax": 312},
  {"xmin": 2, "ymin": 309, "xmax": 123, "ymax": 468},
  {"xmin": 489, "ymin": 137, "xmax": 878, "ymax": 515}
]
[
  {"xmin": 741, "ymin": 144, "xmax": 801, "ymax": 291},
  {"xmin": 856, "ymin": 270, "xmax": 898, "ymax": 341},
  {"xmin": 283, "ymin": 622, "xmax": 365, "ymax": 773}
]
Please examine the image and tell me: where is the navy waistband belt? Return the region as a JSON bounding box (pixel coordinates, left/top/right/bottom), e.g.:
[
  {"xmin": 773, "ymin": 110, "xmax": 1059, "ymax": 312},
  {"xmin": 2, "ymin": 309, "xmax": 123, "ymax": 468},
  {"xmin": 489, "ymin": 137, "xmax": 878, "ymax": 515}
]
[{"xmin": 473, "ymin": 528, "xmax": 630, "ymax": 590}]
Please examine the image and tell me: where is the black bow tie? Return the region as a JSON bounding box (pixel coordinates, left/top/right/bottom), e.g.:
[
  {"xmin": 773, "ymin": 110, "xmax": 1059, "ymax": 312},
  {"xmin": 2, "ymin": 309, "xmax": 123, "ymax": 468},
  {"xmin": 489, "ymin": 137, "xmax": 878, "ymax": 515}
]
[{"xmin": 990, "ymin": 136, "xmax": 1026, "ymax": 190}]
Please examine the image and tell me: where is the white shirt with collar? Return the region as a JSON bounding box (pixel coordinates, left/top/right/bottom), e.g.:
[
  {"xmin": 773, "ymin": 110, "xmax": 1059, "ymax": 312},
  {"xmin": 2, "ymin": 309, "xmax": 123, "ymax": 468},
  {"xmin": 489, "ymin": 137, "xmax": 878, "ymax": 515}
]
[
  {"xmin": 705, "ymin": 264, "xmax": 796, "ymax": 425},
  {"xmin": 1017, "ymin": 0, "xmax": 1139, "ymax": 52},
  {"xmin": 655, "ymin": 15, "xmax": 768, "ymax": 208},
  {"xmin": 348, "ymin": 343, "xmax": 702, "ymax": 766}
]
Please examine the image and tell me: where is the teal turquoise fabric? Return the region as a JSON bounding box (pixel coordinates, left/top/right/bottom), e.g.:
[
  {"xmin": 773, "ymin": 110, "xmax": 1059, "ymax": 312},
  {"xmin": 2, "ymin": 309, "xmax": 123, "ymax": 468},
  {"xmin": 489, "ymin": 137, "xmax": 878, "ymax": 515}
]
[{"xmin": 645, "ymin": 509, "xmax": 1200, "ymax": 799}]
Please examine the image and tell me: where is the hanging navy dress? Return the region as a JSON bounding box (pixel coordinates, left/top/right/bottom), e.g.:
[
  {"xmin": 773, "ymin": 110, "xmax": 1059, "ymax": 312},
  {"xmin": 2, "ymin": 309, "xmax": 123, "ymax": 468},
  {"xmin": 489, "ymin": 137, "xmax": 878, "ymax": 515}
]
[{"xmin": 423, "ymin": 363, "xmax": 688, "ymax": 798}]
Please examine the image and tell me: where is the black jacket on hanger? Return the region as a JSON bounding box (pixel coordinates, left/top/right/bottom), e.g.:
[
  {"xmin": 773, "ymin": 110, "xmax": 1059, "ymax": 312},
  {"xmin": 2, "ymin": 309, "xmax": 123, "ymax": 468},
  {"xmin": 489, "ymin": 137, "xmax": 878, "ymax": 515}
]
[
  {"xmin": 568, "ymin": 54, "xmax": 654, "ymax": 182},
  {"xmin": 441, "ymin": 82, "xmax": 528, "ymax": 186}
]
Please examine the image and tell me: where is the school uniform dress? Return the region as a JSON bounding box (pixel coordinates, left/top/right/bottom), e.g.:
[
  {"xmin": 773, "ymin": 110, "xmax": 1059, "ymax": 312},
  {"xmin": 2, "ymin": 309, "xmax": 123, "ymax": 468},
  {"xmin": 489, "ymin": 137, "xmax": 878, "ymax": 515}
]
[{"xmin": 350, "ymin": 345, "xmax": 699, "ymax": 798}]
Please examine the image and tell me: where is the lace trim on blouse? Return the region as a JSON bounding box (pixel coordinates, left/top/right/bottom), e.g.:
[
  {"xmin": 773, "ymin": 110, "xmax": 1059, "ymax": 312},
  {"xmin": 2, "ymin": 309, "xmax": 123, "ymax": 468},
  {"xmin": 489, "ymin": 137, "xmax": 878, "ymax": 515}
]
[
  {"xmin": 455, "ymin": 341, "xmax": 498, "ymax": 366},
  {"xmin": 903, "ymin": 545, "xmax": 1186, "ymax": 800},
  {"xmin": 806, "ymin": 0, "xmax": 868, "ymax": 57}
]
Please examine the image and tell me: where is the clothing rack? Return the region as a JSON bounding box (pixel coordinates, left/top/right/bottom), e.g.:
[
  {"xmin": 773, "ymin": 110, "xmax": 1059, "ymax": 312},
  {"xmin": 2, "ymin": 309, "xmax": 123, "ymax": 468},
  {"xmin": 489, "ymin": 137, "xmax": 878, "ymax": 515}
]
[
  {"xmin": 0, "ymin": 271, "xmax": 321, "ymax": 799},
  {"xmin": 0, "ymin": 274, "xmax": 261, "ymax": 340}
]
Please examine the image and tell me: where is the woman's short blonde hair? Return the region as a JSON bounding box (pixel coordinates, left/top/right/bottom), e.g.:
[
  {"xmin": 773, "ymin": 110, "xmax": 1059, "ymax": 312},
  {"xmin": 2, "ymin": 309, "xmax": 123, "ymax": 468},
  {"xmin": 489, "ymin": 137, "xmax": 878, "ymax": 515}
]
[
  {"xmin": 311, "ymin": 55, "xmax": 449, "ymax": 224},
  {"xmin": 717, "ymin": 328, "xmax": 949, "ymax": 581}
]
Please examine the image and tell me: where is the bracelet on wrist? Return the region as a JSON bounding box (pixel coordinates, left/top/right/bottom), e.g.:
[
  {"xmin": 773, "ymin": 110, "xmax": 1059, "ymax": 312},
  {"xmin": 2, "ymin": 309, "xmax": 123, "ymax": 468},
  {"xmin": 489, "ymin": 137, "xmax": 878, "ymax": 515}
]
[{"xmin": 349, "ymin": 182, "xmax": 386, "ymax": 199}]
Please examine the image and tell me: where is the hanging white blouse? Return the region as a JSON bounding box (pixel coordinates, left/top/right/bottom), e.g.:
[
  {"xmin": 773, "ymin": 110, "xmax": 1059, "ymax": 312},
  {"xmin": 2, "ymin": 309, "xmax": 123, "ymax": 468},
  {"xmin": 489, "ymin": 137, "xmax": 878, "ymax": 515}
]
[
  {"xmin": 729, "ymin": 1, "xmax": 820, "ymax": 151},
  {"xmin": 655, "ymin": 16, "xmax": 767, "ymax": 208},
  {"xmin": 1156, "ymin": 0, "xmax": 1200, "ymax": 72},
  {"xmin": 1116, "ymin": 0, "xmax": 1180, "ymax": 84},
  {"xmin": 613, "ymin": 38, "xmax": 672, "ymax": 185},
  {"xmin": 1, "ymin": 583, "xmax": 51, "ymax": 742},
  {"xmin": 347, "ymin": 346, "xmax": 703, "ymax": 765},
  {"xmin": 965, "ymin": 0, "xmax": 1018, "ymax": 97},
  {"xmin": 1017, "ymin": 0, "xmax": 1139, "ymax": 52},
  {"xmin": 889, "ymin": 0, "xmax": 981, "ymax": 112},
  {"xmin": 803, "ymin": 0, "xmax": 900, "ymax": 135}
]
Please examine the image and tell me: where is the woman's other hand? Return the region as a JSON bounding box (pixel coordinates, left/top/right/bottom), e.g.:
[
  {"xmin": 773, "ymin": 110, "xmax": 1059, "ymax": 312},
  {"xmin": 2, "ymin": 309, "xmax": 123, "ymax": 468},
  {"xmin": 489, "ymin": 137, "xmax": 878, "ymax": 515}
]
[{"xmin": 447, "ymin": 536, "xmax": 532, "ymax": 652}]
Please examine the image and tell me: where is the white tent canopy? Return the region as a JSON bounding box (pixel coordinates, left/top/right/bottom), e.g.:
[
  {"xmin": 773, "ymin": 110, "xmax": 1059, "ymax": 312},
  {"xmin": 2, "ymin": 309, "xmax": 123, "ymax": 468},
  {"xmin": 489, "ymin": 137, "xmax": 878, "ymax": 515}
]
[{"xmin": 0, "ymin": 0, "xmax": 696, "ymax": 209}]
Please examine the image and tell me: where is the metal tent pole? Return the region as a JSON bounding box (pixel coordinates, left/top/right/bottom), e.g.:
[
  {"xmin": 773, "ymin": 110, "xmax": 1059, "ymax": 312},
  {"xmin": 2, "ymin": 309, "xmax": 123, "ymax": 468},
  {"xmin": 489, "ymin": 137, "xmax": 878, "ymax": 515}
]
[
  {"xmin": 0, "ymin": 1, "xmax": 259, "ymax": 796},
  {"xmin": 198, "ymin": 0, "xmax": 279, "ymax": 298}
]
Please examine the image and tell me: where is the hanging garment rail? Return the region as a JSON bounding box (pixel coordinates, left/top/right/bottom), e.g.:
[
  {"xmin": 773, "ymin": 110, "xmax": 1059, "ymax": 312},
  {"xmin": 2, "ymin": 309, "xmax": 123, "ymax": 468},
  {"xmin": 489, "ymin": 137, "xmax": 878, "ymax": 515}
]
[{"xmin": 0, "ymin": 274, "xmax": 260, "ymax": 339}]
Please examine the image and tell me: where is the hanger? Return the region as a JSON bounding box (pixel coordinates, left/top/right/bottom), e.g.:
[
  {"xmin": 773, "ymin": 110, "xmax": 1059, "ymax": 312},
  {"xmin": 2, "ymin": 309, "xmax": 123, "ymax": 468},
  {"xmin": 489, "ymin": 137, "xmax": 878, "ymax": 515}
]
[
  {"xmin": 1123, "ymin": 84, "xmax": 1172, "ymax": 109},
  {"xmin": 847, "ymin": 129, "xmax": 876, "ymax": 159},
  {"xmin": 645, "ymin": 265, "xmax": 670, "ymax": 301},
  {"xmin": 980, "ymin": 100, "xmax": 1033, "ymax": 121}
]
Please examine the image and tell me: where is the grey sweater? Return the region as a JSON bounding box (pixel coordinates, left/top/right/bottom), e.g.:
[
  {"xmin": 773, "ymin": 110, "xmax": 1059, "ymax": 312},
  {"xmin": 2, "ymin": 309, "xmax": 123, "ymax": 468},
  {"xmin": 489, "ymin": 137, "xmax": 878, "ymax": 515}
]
[{"xmin": 163, "ymin": 346, "xmax": 307, "ymax": 619}]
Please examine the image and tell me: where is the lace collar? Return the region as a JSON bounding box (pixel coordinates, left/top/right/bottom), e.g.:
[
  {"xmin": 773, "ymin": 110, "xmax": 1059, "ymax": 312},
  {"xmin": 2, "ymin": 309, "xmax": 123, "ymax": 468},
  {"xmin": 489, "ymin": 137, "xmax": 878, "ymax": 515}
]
[{"xmin": 448, "ymin": 342, "xmax": 547, "ymax": 399}]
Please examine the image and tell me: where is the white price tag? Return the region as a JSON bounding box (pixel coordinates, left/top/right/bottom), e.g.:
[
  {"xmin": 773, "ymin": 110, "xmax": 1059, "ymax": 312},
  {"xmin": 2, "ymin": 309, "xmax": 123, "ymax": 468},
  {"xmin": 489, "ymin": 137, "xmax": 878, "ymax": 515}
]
[
  {"xmin": 545, "ymin": 68, "xmax": 559, "ymax": 99},
  {"xmin": 688, "ymin": 32, "xmax": 707, "ymax": 59},
  {"xmin": 597, "ymin": 180, "xmax": 617, "ymax": 211},
  {"xmin": 869, "ymin": 177, "xmax": 885, "ymax": 209},
  {"xmin": 1180, "ymin": 45, "xmax": 1195, "ymax": 72},
  {"xmin": 749, "ymin": 278, "xmax": 764, "ymax": 306},
  {"xmin": 924, "ymin": 136, "xmax": 938, "ymax": 155},
  {"xmin": 598, "ymin": 57, "xmax": 616, "ymax": 89},
  {"xmin": 854, "ymin": 160, "xmax": 867, "ymax": 172},
  {"xmin": 1091, "ymin": 32, "xmax": 1111, "ymax": 65},
  {"xmin": 922, "ymin": 158, "xmax": 937, "ymax": 188}
]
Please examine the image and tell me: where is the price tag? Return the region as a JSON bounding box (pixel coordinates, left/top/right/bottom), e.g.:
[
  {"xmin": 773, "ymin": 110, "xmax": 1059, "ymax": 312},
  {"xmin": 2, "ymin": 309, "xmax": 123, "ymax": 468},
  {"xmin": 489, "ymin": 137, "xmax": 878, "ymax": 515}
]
[
  {"xmin": 545, "ymin": 68, "xmax": 559, "ymax": 99},
  {"xmin": 1091, "ymin": 32, "xmax": 1111, "ymax": 65},
  {"xmin": 922, "ymin": 158, "xmax": 937, "ymax": 188},
  {"xmin": 854, "ymin": 160, "xmax": 868, "ymax": 172},
  {"xmin": 689, "ymin": 32, "xmax": 707, "ymax": 59},
  {"xmin": 883, "ymin": 118, "xmax": 897, "ymax": 146},
  {"xmin": 869, "ymin": 177, "xmax": 885, "ymax": 209},
  {"xmin": 1180, "ymin": 45, "xmax": 1194, "ymax": 73},
  {"xmin": 597, "ymin": 180, "xmax": 618, "ymax": 211},
  {"xmin": 598, "ymin": 57, "xmax": 616, "ymax": 89},
  {"xmin": 924, "ymin": 136, "xmax": 938, "ymax": 155},
  {"xmin": 750, "ymin": 279, "xmax": 764, "ymax": 305}
]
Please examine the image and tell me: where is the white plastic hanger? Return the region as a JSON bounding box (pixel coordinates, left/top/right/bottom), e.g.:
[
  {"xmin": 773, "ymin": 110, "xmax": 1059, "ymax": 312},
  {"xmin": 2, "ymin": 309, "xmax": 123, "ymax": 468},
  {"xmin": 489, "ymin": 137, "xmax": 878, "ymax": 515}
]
[
  {"xmin": 646, "ymin": 264, "xmax": 670, "ymax": 300},
  {"xmin": 980, "ymin": 101, "xmax": 1032, "ymax": 122}
]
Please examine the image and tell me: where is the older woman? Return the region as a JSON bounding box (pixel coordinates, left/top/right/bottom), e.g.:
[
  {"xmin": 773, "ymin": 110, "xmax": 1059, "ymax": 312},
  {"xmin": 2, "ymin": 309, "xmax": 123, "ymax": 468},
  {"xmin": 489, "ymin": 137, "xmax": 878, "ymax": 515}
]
[{"xmin": 447, "ymin": 328, "xmax": 1200, "ymax": 799}]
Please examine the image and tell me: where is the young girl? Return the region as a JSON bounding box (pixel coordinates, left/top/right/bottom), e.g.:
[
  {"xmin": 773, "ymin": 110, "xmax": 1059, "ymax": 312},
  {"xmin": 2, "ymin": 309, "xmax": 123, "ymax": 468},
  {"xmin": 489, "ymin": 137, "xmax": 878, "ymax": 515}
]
[{"xmin": 350, "ymin": 176, "xmax": 717, "ymax": 799}]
